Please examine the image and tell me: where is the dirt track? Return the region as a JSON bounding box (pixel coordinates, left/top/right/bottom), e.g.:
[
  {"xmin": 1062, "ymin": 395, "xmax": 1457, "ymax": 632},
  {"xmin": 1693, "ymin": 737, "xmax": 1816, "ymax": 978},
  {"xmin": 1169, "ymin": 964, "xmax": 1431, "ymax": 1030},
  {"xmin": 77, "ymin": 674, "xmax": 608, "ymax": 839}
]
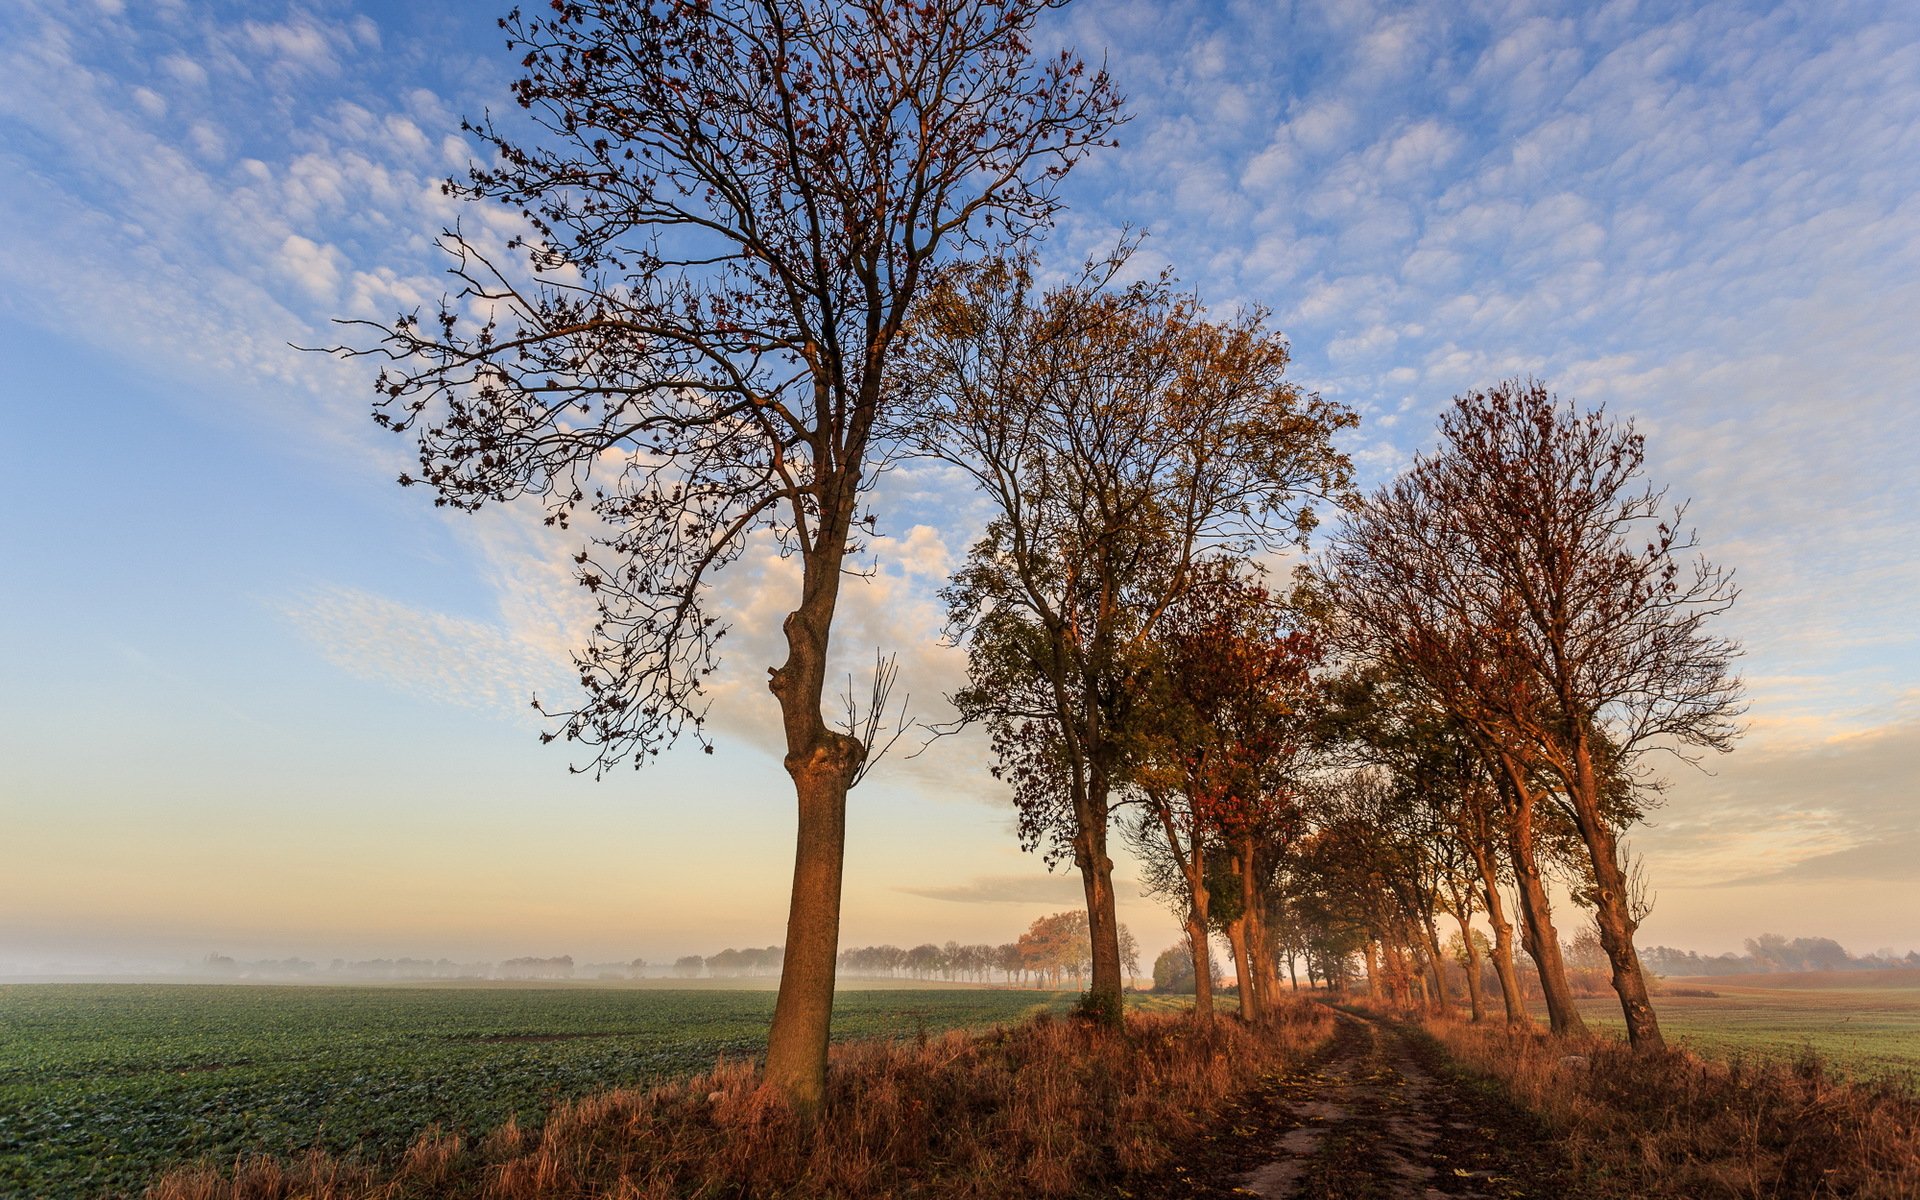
[{"xmin": 1123, "ymin": 1007, "xmax": 1581, "ymax": 1199}]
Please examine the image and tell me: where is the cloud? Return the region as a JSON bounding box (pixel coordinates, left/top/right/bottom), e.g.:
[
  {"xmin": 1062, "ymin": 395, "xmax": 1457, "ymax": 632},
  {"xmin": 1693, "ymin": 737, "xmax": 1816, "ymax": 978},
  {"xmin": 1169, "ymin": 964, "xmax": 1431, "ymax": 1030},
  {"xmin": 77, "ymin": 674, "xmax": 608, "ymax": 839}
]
[
  {"xmin": 1647, "ymin": 714, "xmax": 1920, "ymax": 887},
  {"xmin": 897, "ymin": 873, "xmax": 1136, "ymax": 905}
]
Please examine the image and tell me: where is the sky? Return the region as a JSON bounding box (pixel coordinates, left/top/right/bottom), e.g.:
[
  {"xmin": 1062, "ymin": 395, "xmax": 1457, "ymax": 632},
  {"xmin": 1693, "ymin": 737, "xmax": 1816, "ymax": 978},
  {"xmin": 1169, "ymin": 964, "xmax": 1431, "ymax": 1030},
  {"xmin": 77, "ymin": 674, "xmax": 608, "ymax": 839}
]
[{"xmin": 1, "ymin": 0, "xmax": 1916, "ymax": 974}]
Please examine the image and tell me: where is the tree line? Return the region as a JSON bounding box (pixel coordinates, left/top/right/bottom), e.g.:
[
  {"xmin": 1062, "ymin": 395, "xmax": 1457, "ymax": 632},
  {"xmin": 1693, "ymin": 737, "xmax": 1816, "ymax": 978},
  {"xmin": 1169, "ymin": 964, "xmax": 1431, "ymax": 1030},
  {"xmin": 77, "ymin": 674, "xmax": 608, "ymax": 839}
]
[
  {"xmin": 338, "ymin": 0, "xmax": 1740, "ymax": 1105},
  {"xmin": 839, "ymin": 912, "xmax": 1141, "ymax": 988}
]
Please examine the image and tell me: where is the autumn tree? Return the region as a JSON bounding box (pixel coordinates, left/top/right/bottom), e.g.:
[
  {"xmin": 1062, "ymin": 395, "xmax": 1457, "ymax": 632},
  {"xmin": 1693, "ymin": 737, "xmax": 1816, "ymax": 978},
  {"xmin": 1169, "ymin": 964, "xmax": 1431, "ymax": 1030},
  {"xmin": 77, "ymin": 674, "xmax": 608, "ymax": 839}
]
[
  {"xmin": 1324, "ymin": 445, "xmax": 1589, "ymax": 1033},
  {"xmin": 1128, "ymin": 562, "xmax": 1324, "ymax": 1023},
  {"xmin": 329, "ymin": 0, "xmax": 1120, "ymax": 1108},
  {"xmin": 1417, "ymin": 381, "xmax": 1741, "ymax": 1047},
  {"xmin": 907, "ymin": 253, "xmax": 1353, "ymax": 1021},
  {"xmin": 1327, "ymin": 380, "xmax": 1742, "ymax": 1047}
]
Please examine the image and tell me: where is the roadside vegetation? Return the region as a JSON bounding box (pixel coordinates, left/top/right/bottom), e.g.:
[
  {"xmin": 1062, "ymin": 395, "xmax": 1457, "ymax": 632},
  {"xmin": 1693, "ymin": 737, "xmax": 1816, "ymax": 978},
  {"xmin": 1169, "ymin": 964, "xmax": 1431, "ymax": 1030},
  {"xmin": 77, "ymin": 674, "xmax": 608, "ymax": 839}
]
[
  {"xmin": 1422, "ymin": 1011, "xmax": 1920, "ymax": 1199},
  {"xmin": 143, "ymin": 1003, "xmax": 1332, "ymax": 1200}
]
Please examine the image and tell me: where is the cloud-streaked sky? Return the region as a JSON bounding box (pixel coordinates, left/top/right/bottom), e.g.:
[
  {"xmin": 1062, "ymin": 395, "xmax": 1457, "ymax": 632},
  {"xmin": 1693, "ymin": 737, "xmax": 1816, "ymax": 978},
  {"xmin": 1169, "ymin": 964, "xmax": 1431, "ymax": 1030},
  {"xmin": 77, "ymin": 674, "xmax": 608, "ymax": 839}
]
[{"xmin": 2, "ymin": 0, "xmax": 1916, "ymax": 971}]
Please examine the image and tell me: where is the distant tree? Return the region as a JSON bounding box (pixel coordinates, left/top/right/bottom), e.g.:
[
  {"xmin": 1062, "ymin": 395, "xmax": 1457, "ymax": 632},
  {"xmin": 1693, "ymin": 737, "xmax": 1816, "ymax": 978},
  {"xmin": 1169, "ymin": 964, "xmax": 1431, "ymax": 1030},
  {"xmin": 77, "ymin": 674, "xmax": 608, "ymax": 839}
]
[
  {"xmin": 672, "ymin": 954, "xmax": 704, "ymax": 979},
  {"xmin": 334, "ymin": 0, "xmax": 1120, "ymax": 1110},
  {"xmin": 994, "ymin": 942, "xmax": 1023, "ymax": 985},
  {"xmin": 1152, "ymin": 944, "xmax": 1196, "ymax": 994},
  {"xmin": 1016, "ymin": 910, "xmax": 1090, "ymax": 988},
  {"xmin": 1118, "ymin": 924, "xmax": 1141, "ymax": 988},
  {"xmin": 1564, "ymin": 928, "xmax": 1609, "ymax": 972},
  {"xmin": 905, "ymin": 943, "xmax": 942, "ymax": 979}
]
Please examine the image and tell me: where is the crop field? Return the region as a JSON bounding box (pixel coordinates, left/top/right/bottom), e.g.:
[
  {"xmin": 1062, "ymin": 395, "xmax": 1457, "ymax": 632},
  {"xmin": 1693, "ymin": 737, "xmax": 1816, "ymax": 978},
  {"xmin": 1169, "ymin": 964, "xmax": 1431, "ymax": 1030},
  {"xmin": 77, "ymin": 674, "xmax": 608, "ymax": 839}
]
[
  {"xmin": 1575, "ymin": 977, "xmax": 1920, "ymax": 1083},
  {"xmin": 0, "ymin": 982, "xmax": 1080, "ymax": 1199}
]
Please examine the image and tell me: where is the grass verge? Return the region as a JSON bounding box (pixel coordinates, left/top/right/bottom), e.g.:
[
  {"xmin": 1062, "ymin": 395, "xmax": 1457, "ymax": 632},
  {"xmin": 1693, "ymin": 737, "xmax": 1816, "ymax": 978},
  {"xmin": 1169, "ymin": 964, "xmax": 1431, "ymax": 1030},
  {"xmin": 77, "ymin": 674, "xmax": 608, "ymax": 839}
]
[
  {"xmin": 1423, "ymin": 1016, "xmax": 1920, "ymax": 1199},
  {"xmin": 146, "ymin": 1003, "xmax": 1332, "ymax": 1200}
]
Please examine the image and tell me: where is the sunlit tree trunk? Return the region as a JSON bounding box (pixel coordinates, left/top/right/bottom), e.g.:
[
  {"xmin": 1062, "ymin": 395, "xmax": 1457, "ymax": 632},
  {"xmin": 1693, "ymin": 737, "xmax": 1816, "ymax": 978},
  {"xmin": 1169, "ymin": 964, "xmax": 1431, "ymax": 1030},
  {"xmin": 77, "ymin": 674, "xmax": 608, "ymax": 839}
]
[
  {"xmin": 1566, "ymin": 734, "xmax": 1662, "ymax": 1048},
  {"xmin": 1469, "ymin": 845, "xmax": 1530, "ymax": 1027},
  {"xmin": 764, "ymin": 527, "xmax": 864, "ymax": 1110}
]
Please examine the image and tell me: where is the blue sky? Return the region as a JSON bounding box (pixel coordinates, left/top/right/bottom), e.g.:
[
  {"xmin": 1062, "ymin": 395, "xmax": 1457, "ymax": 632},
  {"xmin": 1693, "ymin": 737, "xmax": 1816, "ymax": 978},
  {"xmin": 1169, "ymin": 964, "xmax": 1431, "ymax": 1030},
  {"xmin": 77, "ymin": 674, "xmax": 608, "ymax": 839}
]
[{"xmin": 1, "ymin": 0, "xmax": 1916, "ymax": 971}]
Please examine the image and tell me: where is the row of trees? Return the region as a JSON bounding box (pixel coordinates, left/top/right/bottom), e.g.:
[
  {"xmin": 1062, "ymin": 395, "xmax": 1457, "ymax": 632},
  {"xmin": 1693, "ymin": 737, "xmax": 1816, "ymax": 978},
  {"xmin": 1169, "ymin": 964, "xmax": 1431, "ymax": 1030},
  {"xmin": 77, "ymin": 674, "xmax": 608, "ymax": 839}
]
[
  {"xmin": 837, "ymin": 913, "xmax": 1141, "ymax": 987},
  {"xmin": 346, "ymin": 0, "xmax": 1737, "ymax": 1105},
  {"xmin": 894, "ymin": 369, "xmax": 1739, "ymax": 1046}
]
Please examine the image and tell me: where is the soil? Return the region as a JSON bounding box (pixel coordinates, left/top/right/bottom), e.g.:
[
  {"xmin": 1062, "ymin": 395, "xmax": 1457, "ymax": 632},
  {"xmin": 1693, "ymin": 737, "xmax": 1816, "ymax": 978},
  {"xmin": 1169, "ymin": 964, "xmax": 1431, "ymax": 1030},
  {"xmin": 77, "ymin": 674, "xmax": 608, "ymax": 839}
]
[{"xmin": 1115, "ymin": 1007, "xmax": 1585, "ymax": 1200}]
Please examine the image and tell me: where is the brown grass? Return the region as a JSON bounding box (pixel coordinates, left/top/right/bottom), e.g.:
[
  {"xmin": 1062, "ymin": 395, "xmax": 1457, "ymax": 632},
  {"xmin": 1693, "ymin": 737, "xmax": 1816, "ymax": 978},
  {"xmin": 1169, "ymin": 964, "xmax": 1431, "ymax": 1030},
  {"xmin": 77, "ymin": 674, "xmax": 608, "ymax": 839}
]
[
  {"xmin": 1423, "ymin": 1016, "xmax": 1920, "ymax": 1199},
  {"xmin": 146, "ymin": 1004, "xmax": 1333, "ymax": 1200}
]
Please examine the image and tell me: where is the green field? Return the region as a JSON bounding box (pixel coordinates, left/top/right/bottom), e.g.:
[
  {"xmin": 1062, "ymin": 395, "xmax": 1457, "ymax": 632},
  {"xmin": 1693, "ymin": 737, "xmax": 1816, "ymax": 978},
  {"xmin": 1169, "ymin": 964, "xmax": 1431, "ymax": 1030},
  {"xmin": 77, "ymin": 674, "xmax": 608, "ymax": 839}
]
[
  {"xmin": 1574, "ymin": 977, "xmax": 1920, "ymax": 1084},
  {"xmin": 0, "ymin": 982, "xmax": 1080, "ymax": 1199}
]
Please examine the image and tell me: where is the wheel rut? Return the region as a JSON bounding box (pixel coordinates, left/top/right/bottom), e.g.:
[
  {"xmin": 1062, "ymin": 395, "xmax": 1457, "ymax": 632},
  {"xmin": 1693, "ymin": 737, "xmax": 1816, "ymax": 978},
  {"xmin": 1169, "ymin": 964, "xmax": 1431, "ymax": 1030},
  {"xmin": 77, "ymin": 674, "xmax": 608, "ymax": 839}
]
[{"xmin": 1119, "ymin": 1007, "xmax": 1580, "ymax": 1200}]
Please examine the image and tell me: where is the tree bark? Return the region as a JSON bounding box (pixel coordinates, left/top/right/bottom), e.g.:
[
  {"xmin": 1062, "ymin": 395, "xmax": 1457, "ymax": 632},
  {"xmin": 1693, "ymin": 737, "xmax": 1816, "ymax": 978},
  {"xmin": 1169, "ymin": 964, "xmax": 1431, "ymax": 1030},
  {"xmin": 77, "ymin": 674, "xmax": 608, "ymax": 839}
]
[
  {"xmin": 1185, "ymin": 916, "xmax": 1214, "ymax": 1020},
  {"xmin": 1232, "ymin": 844, "xmax": 1265, "ymax": 1022},
  {"xmin": 1493, "ymin": 758, "xmax": 1586, "ymax": 1036},
  {"xmin": 1224, "ymin": 916, "xmax": 1256, "ymax": 1022},
  {"xmin": 1565, "ymin": 735, "xmax": 1663, "ymax": 1049},
  {"xmin": 1477, "ymin": 869, "xmax": 1529, "ymax": 1028},
  {"xmin": 763, "ymin": 545, "xmax": 865, "ymax": 1111},
  {"xmin": 1455, "ymin": 911, "xmax": 1485, "ymax": 1021},
  {"xmin": 1155, "ymin": 801, "xmax": 1213, "ymax": 1022},
  {"xmin": 1421, "ymin": 914, "xmax": 1449, "ymax": 1014},
  {"xmin": 1072, "ymin": 775, "xmax": 1124, "ymax": 1021}
]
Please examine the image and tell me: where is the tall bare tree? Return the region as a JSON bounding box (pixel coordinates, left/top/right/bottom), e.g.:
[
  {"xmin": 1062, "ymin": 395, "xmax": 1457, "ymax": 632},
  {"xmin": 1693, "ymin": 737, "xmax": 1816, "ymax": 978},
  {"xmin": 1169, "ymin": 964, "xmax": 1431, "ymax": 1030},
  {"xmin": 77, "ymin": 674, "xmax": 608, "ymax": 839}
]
[
  {"xmin": 908, "ymin": 254, "xmax": 1353, "ymax": 1019},
  {"xmin": 1414, "ymin": 381, "xmax": 1743, "ymax": 1048},
  {"xmin": 331, "ymin": 0, "xmax": 1120, "ymax": 1107}
]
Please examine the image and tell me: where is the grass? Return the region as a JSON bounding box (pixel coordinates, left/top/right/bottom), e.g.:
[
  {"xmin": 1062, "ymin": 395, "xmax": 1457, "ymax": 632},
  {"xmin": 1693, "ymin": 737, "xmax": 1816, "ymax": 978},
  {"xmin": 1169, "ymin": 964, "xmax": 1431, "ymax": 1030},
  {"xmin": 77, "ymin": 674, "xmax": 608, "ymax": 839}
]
[
  {"xmin": 1423, "ymin": 1015, "xmax": 1920, "ymax": 1199},
  {"xmin": 0, "ymin": 982, "xmax": 1086, "ymax": 1199},
  {"xmin": 145, "ymin": 1002, "xmax": 1333, "ymax": 1200},
  {"xmin": 1571, "ymin": 978, "xmax": 1920, "ymax": 1083}
]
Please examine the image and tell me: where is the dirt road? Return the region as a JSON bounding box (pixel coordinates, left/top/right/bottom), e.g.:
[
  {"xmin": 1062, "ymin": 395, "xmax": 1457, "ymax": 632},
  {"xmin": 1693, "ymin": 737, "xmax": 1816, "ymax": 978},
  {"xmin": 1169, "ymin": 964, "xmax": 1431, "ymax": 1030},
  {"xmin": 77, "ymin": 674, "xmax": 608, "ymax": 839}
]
[{"xmin": 1124, "ymin": 1007, "xmax": 1581, "ymax": 1199}]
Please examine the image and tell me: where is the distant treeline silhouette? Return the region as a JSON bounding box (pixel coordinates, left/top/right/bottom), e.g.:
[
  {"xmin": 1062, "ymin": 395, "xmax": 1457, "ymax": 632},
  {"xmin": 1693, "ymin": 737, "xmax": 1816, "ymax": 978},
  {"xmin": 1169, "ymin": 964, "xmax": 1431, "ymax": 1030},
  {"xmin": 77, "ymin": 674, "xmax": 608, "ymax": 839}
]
[
  {"xmin": 1643, "ymin": 934, "xmax": 1920, "ymax": 977},
  {"xmin": 189, "ymin": 953, "xmax": 651, "ymax": 982},
  {"xmin": 838, "ymin": 912, "xmax": 1140, "ymax": 989}
]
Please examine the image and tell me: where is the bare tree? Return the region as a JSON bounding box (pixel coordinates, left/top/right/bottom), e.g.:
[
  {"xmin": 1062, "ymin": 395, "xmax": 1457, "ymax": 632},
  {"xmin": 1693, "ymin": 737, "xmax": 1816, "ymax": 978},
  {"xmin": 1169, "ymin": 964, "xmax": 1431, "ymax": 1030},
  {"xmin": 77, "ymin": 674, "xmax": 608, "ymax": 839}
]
[
  {"xmin": 1325, "ymin": 380, "xmax": 1742, "ymax": 1048},
  {"xmin": 328, "ymin": 0, "xmax": 1119, "ymax": 1108},
  {"xmin": 1416, "ymin": 380, "xmax": 1743, "ymax": 1048},
  {"xmin": 907, "ymin": 253, "xmax": 1353, "ymax": 1020},
  {"xmin": 1323, "ymin": 439, "xmax": 1589, "ymax": 1033}
]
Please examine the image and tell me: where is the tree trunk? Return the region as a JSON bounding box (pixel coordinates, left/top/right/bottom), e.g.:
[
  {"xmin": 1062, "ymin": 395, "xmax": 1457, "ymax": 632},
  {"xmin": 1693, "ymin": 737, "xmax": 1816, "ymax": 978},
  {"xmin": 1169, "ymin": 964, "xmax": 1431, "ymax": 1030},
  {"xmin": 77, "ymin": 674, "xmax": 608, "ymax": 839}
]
[
  {"xmin": 1495, "ymin": 759, "xmax": 1586, "ymax": 1036},
  {"xmin": 1364, "ymin": 941, "xmax": 1380, "ymax": 998},
  {"xmin": 1232, "ymin": 844, "xmax": 1264, "ymax": 1022},
  {"xmin": 1471, "ymin": 850, "xmax": 1530, "ymax": 1027},
  {"xmin": 763, "ymin": 552, "xmax": 865, "ymax": 1112},
  {"xmin": 1073, "ymin": 781, "xmax": 1124, "ymax": 1022},
  {"xmin": 1225, "ymin": 917, "xmax": 1256, "ymax": 1022},
  {"xmin": 1156, "ymin": 801, "xmax": 1213, "ymax": 1022},
  {"xmin": 1566, "ymin": 737, "xmax": 1663, "ymax": 1049},
  {"xmin": 1421, "ymin": 914, "xmax": 1449, "ymax": 1014},
  {"xmin": 1186, "ymin": 916, "xmax": 1214, "ymax": 1020},
  {"xmin": 1241, "ymin": 840, "xmax": 1276, "ymax": 1020},
  {"xmin": 1456, "ymin": 912, "xmax": 1485, "ymax": 1021}
]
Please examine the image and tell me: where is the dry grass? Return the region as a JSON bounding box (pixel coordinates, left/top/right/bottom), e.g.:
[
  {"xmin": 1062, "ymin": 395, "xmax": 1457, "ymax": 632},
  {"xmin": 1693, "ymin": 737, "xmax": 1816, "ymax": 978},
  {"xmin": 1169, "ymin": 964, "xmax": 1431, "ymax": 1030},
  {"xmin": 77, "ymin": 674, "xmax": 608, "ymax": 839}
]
[
  {"xmin": 146, "ymin": 1004, "xmax": 1332, "ymax": 1200},
  {"xmin": 1424, "ymin": 1016, "xmax": 1920, "ymax": 1199}
]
